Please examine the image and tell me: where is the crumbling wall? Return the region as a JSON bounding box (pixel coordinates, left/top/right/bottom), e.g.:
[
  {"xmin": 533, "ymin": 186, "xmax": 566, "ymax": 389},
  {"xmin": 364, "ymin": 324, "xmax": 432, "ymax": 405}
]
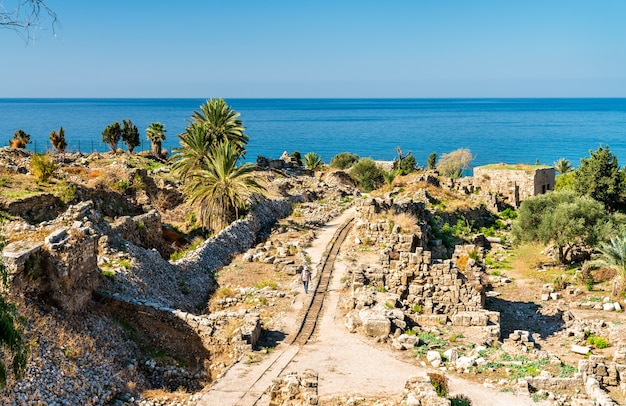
[
  {"xmin": 346, "ymin": 196, "xmax": 497, "ymax": 341},
  {"xmin": 3, "ymin": 225, "xmax": 100, "ymax": 314},
  {"xmin": 473, "ymin": 165, "xmax": 555, "ymax": 207}
]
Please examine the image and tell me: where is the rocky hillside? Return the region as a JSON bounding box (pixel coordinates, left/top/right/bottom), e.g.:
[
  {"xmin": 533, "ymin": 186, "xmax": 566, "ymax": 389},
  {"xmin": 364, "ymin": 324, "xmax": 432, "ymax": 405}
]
[{"xmin": 0, "ymin": 147, "xmax": 356, "ymax": 405}]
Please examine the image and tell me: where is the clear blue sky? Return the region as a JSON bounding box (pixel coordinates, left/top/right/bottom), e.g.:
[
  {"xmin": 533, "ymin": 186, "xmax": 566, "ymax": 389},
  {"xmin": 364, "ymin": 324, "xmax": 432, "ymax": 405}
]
[{"xmin": 1, "ymin": 0, "xmax": 625, "ymax": 98}]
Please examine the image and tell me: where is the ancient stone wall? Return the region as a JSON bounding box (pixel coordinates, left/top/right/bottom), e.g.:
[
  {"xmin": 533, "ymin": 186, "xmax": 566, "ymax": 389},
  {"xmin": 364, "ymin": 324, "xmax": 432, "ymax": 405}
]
[
  {"xmin": 176, "ymin": 196, "xmax": 296, "ymax": 272},
  {"xmin": 1, "ymin": 193, "xmax": 64, "ymax": 223},
  {"xmin": 3, "ymin": 226, "xmax": 100, "ymax": 313},
  {"xmin": 346, "ymin": 197, "xmax": 497, "ymax": 340},
  {"xmin": 473, "ymin": 165, "xmax": 555, "ymax": 207}
]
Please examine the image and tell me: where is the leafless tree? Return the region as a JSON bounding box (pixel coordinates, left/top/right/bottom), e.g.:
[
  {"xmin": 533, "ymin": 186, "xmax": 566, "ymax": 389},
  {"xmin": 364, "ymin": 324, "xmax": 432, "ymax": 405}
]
[{"xmin": 0, "ymin": 0, "xmax": 57, "ymax": 41}]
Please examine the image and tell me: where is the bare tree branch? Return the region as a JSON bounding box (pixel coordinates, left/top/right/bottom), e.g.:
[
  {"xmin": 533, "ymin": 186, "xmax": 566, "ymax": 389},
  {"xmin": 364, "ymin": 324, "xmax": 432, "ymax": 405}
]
[{"xmin": 0, "ymin": 0, "xmax": 58, "ymax": 42}]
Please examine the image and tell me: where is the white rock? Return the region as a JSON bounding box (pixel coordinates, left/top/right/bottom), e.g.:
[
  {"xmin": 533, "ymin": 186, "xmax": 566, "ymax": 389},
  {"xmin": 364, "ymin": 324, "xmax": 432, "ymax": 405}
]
[
  {"xmin": 427, "ymin": 350, "xmax": 442, "ymax": 367},
  {"xmin": 571, "ymin": 345, "xmax": 591, "ymax": 355},
  {"xmin": 603, "ymin": 303, "xmax": 615, "ymax": 311},
  {"xmin": 456, "ymin": 356, "xmax": 475, "ymax": 369},
  {"xmin": 614, "ymin": 302, "xmax": 622, "ymax": 311}
]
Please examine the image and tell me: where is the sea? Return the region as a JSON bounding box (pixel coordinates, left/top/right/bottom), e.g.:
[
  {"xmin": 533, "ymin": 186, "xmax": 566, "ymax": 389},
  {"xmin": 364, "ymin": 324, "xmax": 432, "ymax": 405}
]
[{"xmin": 1, "ymin": 98, "xmax": 625, "ymax": 169}]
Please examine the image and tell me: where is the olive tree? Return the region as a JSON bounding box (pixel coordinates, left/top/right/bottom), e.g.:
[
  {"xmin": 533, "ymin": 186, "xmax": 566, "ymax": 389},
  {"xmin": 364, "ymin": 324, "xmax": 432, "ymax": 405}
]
[
  {"xmin": 350, "ymin": 158, "xmax": 384, "ymax": 192},
  {"xmin": 512, "ymin": 190, "xmax": 606, "ymax": 263},
  {"xmin": 436, "ymin": 148, "xmax": 474, "ymax": 178}
]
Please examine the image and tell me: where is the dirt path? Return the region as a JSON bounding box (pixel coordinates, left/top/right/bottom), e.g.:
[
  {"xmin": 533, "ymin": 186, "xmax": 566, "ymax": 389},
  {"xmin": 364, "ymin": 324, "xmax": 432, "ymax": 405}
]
[{"xmin": 199, "ymin": 208, "xmax": 548, "ymax": 405}]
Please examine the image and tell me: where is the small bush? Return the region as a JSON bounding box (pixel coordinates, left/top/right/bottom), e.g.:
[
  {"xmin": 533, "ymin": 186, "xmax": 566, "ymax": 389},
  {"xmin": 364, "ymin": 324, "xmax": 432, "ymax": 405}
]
[
  {"xmin": 450, "ymin": 394, "xmax": 472, "ymax": 406},
  {"xmin": 393, "ymin": 154, "xmax": 416, "ymax": 175},
  {"xmin": 330, "ymin": 152, "xmax": 359, "ymax": 169},
  {"xmin": 449, "ymin": 333, "xmax": 464, "ymax": 343},
  {"xmin": 30, "ymin": 153, "xmax": 57, "ymax": 182},
  {"xmin": 255, "ymin": 278, "xmax": 278, "ymax": 290},
  {"xmin": 412, "ymin": 304, "xmax": 423, "ymax": 314},
  {"xmin": 499, "ymin": 208, "xmax": 517, "ymax": 220},
  {"xmin": 350, "ymin": 158, "xmax": 384, "ymax": 192},
  {"xmin": 428, "ymin": 373, "xmax": 449, "ymax": 397},
  {"xmin": 552, "ymin": 275, "xmax": 566, "ymax": 291},
  {"xmin": 54, "ymin": 180, "xmax": 77, "ymax": 203},
  {"xmin": 112, "ymin": 179, "xmax": 130, "ymax": 193},
  {"xmin": 587, "ymin": 334, "xmax": 609, "ymax": 349},
  {"xmin": 215, "ymin": 287, "xmax": 236, "ymax": 299}
]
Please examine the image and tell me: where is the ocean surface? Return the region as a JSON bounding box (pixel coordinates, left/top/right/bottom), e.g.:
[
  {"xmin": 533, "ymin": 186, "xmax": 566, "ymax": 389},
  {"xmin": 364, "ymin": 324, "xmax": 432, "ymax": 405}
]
[{"xmin": 1, "ymin": 98, "xmax": 625, "ymax": 168}]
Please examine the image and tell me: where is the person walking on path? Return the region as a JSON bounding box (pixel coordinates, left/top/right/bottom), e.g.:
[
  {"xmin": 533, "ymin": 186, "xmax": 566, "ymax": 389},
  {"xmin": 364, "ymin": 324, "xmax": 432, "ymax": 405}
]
[{"xmin": 301, "ymin": 265, "xmax": 312, "ymax": 294}]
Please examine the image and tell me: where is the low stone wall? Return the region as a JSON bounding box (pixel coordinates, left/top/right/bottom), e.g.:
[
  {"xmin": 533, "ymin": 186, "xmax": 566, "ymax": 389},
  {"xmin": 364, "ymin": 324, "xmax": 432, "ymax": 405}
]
[
  {"xmin": 1, "ymin": 193, "xmax": 64, "ymax": 223},
  {"xmin": 176, "ymin": 196, "xmax": 296, "ymax": 272}
]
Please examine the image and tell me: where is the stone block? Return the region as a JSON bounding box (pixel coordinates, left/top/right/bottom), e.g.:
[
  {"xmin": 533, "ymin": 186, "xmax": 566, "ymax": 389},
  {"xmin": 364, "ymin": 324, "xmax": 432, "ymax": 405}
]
[{"xmin": 572, "ymin": 345, "xmax": 591, "ymax": 355}]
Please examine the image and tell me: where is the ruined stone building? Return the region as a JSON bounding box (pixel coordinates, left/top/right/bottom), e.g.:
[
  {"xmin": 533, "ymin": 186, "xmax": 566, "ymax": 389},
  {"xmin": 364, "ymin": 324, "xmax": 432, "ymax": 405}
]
[{"xmin": 472, "ymin": 164, "xmax": 555, "ymax": 208}]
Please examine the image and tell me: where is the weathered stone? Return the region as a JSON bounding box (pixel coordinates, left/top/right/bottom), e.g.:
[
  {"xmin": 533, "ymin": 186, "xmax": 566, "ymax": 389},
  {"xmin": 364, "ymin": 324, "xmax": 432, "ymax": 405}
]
[
  {"xmin": 572, "ymin": 345, "xmax": 591, "ymax": 355},
  {"xmin": 427, "ymin": 350, "xmax": 442, "ymax": 367}
]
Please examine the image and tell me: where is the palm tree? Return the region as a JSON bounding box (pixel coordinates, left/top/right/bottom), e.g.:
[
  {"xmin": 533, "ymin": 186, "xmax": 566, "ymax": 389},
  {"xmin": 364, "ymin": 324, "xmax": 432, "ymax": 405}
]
[
  {"xmin": 49, "ymin": 126, "xmax": 67, "ymax": 153},
  {"xmin": 190, "ymin": 98, "xmax": 249, "ymax": 154},
  {"xmin": 586, "ymin": 233, "xmax": 626, "ymax": 294},
  {"xmin": 171, "ymin": 124, "xmax": 214, "ymax": 179},
  {"xmin": 304, "ymin": 152, "xmax": 324, "ymax": 170},
  {"xmin": 382, "ymin": 169, "xmax": 398, "ymax": 188},
  {"xmin": 553, "ymin": 158, "xmax": 573, "ymax": 175},
  {"xmin": 102, "ymin": 122, "xmax": 122, "ymax": 153},
  {"xmin": 146, "ymin": 122, "xmax": 166, "ymax": 157},
  {"xmin": 121, "ymin": 119, "xmax": 140, "ymax": 153},
  {"xmin": 185, "ymin": 141, "xmax": 265, "ymax": 232}
]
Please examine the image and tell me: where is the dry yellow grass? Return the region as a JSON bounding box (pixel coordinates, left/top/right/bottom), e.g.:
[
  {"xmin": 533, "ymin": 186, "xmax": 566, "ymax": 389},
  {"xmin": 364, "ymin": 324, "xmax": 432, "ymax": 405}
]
[{"xmin": 391, "ymin": 212, "xmax": 420, "ymax": 234}]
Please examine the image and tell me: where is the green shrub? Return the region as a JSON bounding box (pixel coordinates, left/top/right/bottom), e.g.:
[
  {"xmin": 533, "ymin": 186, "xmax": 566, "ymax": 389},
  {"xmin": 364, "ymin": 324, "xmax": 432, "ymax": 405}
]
[
  {"xmin": 394, "ymin": 154, "xmax": 416, "ymax": 175},
  {"xmin": 330, "ymin": 152, "xmax": 359, "ymax": 169},
  {"xmin": 255, "ymin": 278, "xmax": 278, "ymax": 290},
  {"xmin": 552, "ymin": 275, "xmax": 566, "ymax": 291},
  {"xmin": 350, "ymin": 158, "xmax": 384, "ymax": 192},
  {"xmin": 499, "ymin": 208, "xmax": 517, "ymax": 220},
  {"xmin": 427, "ymin": 152, "xmax": 437, "ymax": 170},
  {"xmin": 413, "ymin": 304, "xmax": 423, "ymax": 314},
  {"xmin": 449, "ymin": 394, "xmax": 472, "ymax": 406},
  {"xmin": 586, "ymin": 334, "xmax": 609, "ymax": 349},
  {"xmin": 30, "ymin": 153, "xmax": 57, "ymax": 182},
  {"xmin": 559, "ymin": 363, "xmax": 577, "ymax": 377},
  {"xmin": 428, "ymin": 373, "xmax": 448, "ymax": 397},
  {"xmin": 54, "ymin": 180, "xmax": 77, "ymax": 204}
]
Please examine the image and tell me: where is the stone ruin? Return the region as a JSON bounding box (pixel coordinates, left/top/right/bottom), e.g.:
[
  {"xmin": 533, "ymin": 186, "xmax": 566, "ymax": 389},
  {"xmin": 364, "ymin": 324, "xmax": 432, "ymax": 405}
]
[
  {"xmin": 268, "ymin": 369, "xmax": 319, "ymax": 406},
  {"xmin": 473, "ymin": 164, "xmax": 555, "ymax": 208},
  {"xmin": 266, "ymin": 370, "xmax": 451, "ymax": 406},
  {"xmin": 257, "ymin": 151, "xmax": 311, "ymax": 176},
  {"xmin": 344, "ymin": 196, "xmax": 499, "ymax": 344}
]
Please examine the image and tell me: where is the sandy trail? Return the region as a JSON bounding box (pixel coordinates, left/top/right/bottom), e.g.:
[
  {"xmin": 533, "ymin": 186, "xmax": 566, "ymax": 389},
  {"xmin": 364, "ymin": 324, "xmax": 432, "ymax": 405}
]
[{"xmin": 200, "ymin": 208, "xmax": 548, "ymax": 405}]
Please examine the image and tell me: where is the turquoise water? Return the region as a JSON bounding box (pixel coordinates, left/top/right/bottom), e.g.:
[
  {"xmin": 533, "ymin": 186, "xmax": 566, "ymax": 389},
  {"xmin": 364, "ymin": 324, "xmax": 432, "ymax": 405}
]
[{"xmin": 1, "ymin": 98, "xmax": 625, "ymax": 167}]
